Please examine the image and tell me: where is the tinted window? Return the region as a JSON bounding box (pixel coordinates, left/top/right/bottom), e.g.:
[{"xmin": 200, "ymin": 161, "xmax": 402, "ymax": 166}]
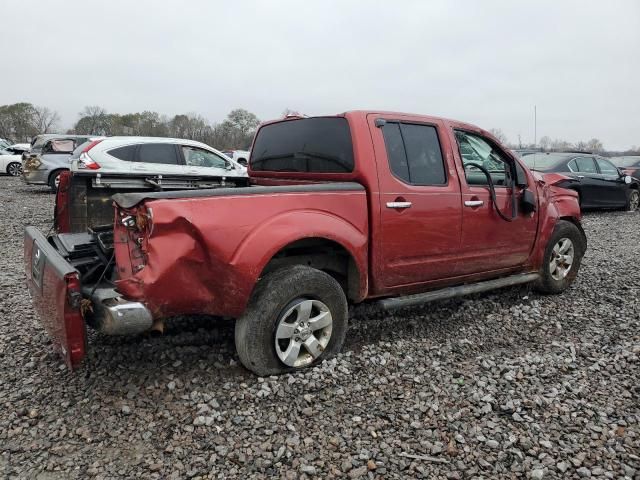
[
  {"xmin": 574, "ymin": 157, "xmax": 597, "ymax": 173},
  {"xmin": 251, "ymin": 117, "xmax": 353, "ymax": 173},
  {"xmin": 182, "ymin": 146, "xmax": 228, "ymax": 169},
  {"xmin": 137, "ymin": 144, "xmax": 179, "ymax": 165},
  {"xmin": 109, "ymin": 145, "xmax": 137, "ymax": 162},
  {"xmin": 455, "ymin": 130, "xmax": 512, "ymax": 186},
  {"xmin": 381, "ymin": 122, "xmax": 446, "ymax": 185},
  {"xmin": 596, "ymin": 157, "xmax": 618, "ymax": 175}
]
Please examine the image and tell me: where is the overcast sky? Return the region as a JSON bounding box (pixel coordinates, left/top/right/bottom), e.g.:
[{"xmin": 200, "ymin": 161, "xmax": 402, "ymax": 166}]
[{"xmin": 2, "ymin": 0, "xmax": 639, "ymax": 149}]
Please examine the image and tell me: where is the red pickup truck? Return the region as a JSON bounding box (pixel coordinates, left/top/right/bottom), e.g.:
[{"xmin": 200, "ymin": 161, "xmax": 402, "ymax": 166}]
[{"xmin": 24, "ymin": 111, "xmax": 586, "ymax": 376}]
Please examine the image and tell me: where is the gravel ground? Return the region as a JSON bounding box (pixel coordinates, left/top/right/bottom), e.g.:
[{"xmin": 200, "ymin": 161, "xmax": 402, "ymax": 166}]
[{"xmin": 0, "ymin": 174, "xmax": 638, "ymax": 479}]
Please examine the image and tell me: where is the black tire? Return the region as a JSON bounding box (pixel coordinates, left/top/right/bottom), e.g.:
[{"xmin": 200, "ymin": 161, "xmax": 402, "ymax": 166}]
[
  {"xmin": 626, "ymin": 189, "xmax": 639, "ymax": 212},
  {"xmin": 534, "ymin": 220, "xmax": 586, "ymax": 294},
  {"xmin": 48, "ymin": 170, "xmax": 65, "ymax": 192},
  {"xmin": 235, "ymin": 265, "xmax": 348, "ymax": 376},
  {"xmin": 7, "ymin": 162, "xmax": 22, "ymax": 176}
]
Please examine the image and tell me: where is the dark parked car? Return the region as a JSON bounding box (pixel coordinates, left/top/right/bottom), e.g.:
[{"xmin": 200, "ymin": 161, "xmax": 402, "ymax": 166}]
[
  {"xmin": 610, "ymin": 156, "xmax": 640, "ymax": 181},
  {"xmin": 523, "ymin": 152, "xmax": 639, "ymax": 211}
]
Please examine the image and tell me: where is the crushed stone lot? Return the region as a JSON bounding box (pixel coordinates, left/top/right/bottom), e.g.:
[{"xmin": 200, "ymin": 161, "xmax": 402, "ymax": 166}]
[{"xmin": 0, "ymin": 174, "xmax": 638, "ymax": 480}]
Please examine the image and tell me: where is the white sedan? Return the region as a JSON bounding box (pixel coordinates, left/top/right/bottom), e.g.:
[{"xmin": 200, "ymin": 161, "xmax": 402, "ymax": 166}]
[{"xmin": 0, "ymin": 149, "xmax": 22, "ymax": 176}]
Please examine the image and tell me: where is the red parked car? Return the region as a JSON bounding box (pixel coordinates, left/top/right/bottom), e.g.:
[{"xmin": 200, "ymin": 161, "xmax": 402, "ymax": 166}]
[{"xmin": 25, "ymin": 111, "xmax": 586, "ymax": 375}]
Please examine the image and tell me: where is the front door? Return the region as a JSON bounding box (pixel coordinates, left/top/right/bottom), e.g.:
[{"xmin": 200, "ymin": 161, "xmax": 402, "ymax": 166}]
[
  {"xmin": 452, "ymin": 129, "xmax": 538, "ymax": 276},
  {"xmin": 369, "ymin": 114, "xmax": 463, "ymax": 288},
  {"xmin": 594, "ymin": 156, "xmax": 628, "ymax": 207}
]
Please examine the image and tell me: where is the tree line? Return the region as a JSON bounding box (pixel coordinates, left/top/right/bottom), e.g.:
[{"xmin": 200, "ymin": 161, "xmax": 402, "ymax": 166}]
[
  {"xmin": 0, "ymin": 103, "xmax": 261, "ymax": 150},
  {"xmin": 1, "ymin": 102, "xmax": 638, "ymax": 154}
]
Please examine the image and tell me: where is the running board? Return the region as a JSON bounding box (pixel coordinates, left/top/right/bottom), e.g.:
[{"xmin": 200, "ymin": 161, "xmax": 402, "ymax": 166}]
[{"xmin": 377, "ymin": 272, "xmax": 540, "ymax": 310}]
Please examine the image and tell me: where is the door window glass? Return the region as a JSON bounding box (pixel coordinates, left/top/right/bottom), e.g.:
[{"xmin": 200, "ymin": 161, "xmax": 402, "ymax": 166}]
[
  {"xmin": 182, "ymin": 146, "xmax": 228, "ymax": 169},
  {"xmin": 381, "ymin": 122, "xmax": 446, "ymax": 185},
  {"xmin": 574, "ymin": 157, "xmax": 597, "ymax": 173},
  {"xmin": 595, "ymin": 157, "xmax": 618, "ymax": 175},
  {"xmin": 137, "ymin": 144, "xmax": 179, "ymax": 165},
  {"xmin": 455, "ymin": 130, "xmax": 512, "ymax": 186}
]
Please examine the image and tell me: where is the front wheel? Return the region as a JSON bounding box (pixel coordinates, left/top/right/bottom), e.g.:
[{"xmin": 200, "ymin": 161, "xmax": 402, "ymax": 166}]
[
  {"xmin": 627, "ymin": 189, "xmax": 639, "ymax": 212},
  {"xmin": 235, "ymin": 265, "xmax": 348, "ymax": 376},
  {"xmin": 534, "ymin": 220, "xmax": 585, "ymax": 294}
]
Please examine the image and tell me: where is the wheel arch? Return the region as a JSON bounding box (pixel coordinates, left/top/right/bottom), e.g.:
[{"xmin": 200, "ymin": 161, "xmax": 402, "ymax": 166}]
[{"xmin": 232, "ymin": 210, "xmax": 369, "ymax": 304}]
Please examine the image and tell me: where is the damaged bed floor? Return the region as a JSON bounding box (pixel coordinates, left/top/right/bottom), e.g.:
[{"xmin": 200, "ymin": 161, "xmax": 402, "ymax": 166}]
[{"xmin": 0, "ymin": 175, "xmax": 638, "ymax": 479}]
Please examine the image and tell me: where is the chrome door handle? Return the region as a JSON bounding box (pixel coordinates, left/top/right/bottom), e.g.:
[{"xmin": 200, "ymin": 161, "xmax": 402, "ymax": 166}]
[
  {"xmin": 386, "ymin": 201, "xmax": 412, "ymax": 209},
  {"xmin": 577, "ymin": 175, "xmax": 584, "ymax": 179},
  {"xmin": 464, "ymin": 200, "xmax": 484, "ymax": 207}
]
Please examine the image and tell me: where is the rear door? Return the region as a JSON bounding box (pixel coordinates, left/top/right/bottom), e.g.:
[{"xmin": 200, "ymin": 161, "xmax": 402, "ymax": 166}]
[
  {"xmin": 452, "ymin": 129, "xmax": 538, "ymax": 276},
  {"xmin": 24, "ymin": 226, "xmax": 86, "ymax": 369},
  {"xmin": 133, "ymin": 143, "xmax": 184, "ymax": 175},
  {"xmin": 369, "ymin": 114, "xmax": 463, "ymax": 288}
]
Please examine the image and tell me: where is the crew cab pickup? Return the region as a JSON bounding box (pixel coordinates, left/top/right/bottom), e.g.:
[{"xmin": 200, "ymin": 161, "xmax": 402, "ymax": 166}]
[{"xmin": 24, "ymin": 111, "xmax": 586, "ymax": 375}]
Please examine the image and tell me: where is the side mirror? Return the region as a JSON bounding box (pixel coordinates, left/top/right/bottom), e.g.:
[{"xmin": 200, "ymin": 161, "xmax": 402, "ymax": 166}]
[
  {"xmin": 624, "ymin": 175, "xmax": 632, "ymax": 185},
  {"xmin": 521, "ymin": 189, "xmax": 537, "ymax": 214},
  {"xmin": 515, "ymin": 163, "xmax": 528, "ymax": 188}
]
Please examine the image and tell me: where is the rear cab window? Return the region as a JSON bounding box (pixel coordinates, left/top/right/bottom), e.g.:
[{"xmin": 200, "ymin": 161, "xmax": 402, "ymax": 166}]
[{"xmin": 250, "ymin": 117, "xmax": 354, "ymax": 173}]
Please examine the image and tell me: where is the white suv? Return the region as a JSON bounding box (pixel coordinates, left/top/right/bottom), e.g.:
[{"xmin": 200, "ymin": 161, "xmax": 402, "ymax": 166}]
[{"xmin": 71, "ymin": 137, "xmax": 247, "ymax": 179}]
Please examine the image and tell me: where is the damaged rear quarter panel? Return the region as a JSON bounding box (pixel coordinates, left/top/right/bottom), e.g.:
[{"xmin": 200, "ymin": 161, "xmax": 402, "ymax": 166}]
[{"xmin": 115, "ymin": 190, "xmax": 368, "ymax": 319}]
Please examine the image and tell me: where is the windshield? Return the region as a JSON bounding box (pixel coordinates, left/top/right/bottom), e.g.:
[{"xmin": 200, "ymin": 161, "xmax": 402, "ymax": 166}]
[{"xmin": 251, "ymin": 117, "xmax": 354, "ymax": 173}]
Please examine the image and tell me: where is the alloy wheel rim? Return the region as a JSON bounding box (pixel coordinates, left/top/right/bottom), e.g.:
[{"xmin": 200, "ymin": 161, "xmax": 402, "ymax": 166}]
[
  {"xmin": 630, "ymin": 191, "xmax": 639, "ymax": 211},
  {"xmin": 274, "ymin": 298, "xmax": 333, "ymax": 368},
  {"xmin": 8, "ymin": 163, "xmax": 22, "ymax": 176},
  {"xmin": 54, "ymin": 174, "xmax": 61, "ymax": 189},
  {"xmin": 549, "ymin": 238, "xmax": 574, "ymax": 281}
]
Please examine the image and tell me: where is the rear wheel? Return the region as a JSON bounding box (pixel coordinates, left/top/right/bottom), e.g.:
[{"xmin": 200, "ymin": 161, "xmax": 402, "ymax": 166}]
[
  {"xmin": 534, "ymin": 220, "xmax": 585, "ymax": 294},
  {"xmin": 627, "ymin": 189, "xmax": 639, "ymax": 212},
  {"xmin": 7, "ymin": 162, "xmax": 22, "ymax": 176},
  {"xmin": 48, "ymin": 170, "xmax": 65, "ymax": 191},
  {"xmin": 235, "ymin": 265, "xmax": 348, "ymax": 376}
]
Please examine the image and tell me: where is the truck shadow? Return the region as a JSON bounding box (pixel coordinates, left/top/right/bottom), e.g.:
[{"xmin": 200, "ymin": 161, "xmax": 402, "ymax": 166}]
[{"xmin": 77, "ymin": 284, "xmax": 536, "ymax": 384}]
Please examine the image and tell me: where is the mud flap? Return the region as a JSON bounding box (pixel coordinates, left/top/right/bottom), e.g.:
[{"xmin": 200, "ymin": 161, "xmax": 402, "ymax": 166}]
[{"xmin": 24, "ymin": 226, "xmax": 86, "ymax": 369}]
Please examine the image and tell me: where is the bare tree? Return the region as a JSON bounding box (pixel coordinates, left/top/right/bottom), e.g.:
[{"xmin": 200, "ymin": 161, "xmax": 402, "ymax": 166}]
[
  {"xmin": 489, "ymin": 128, "xmax": 508, "ymax": 145},
  {"xmin": 32, "ymin": 106, "xmax": 60, "ymax": 134},
  {"xmin": 74, "ymin": 106, "xmax": 110, "ymax": 135},
  {"xmin": 586, "ymin": 138, "xmax": 603, "ymax": 153},
  {"xmin": 539, "ymin": 136, "xmax": 551, "ymax": 151},
  {"xmin": 550, "ymin": 138, "xmax": 572, "ymax": 151}
]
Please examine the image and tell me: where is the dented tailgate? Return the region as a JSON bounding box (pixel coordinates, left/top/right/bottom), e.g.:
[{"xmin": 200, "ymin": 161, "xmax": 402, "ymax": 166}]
[{"xmin": 24, "ymin": 226, "xmax": 86, "ymax": 369}]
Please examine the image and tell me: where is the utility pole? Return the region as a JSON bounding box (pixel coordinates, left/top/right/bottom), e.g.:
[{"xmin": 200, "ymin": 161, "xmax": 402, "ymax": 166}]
[{"xmin": 534, "ymin": 105, "xmax": 537, "ymax": 147}]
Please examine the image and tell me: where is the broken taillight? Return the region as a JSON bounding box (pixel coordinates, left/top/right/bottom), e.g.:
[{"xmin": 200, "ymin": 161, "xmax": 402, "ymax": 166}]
[{"xmin": 77, "ymin": 139, "xmax": 104, "ymax": 170}]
